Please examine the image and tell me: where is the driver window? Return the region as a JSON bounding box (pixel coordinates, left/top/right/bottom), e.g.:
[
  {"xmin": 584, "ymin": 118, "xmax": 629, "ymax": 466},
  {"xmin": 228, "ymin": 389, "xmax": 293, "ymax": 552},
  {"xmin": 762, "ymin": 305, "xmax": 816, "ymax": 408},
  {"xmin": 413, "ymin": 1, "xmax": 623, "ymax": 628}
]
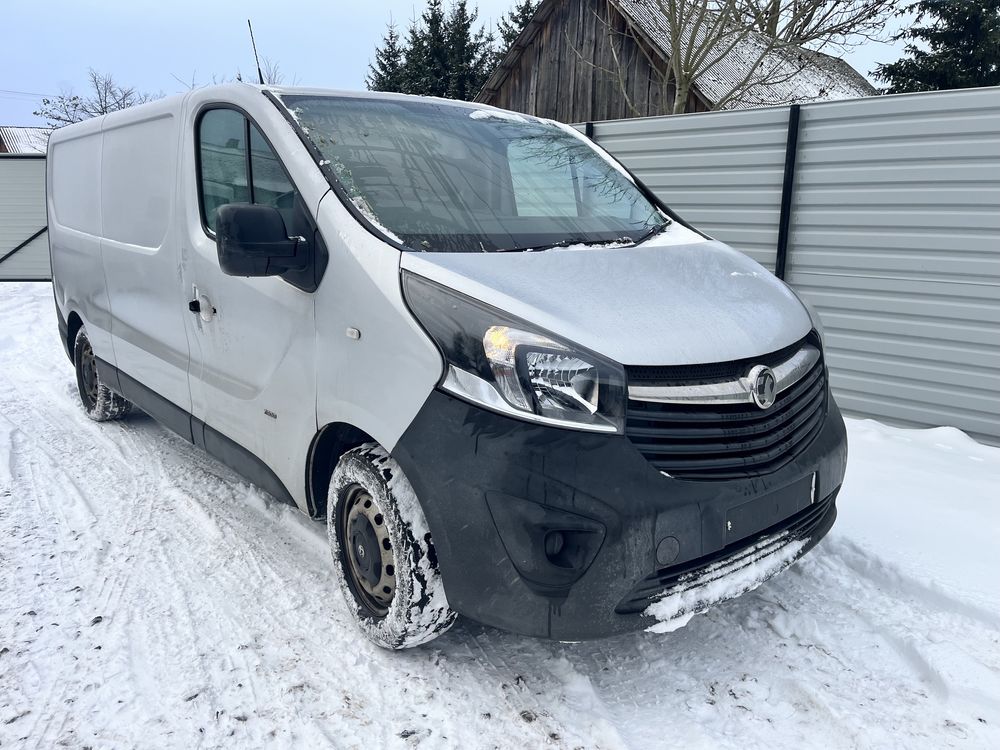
[
  {"xmin": 199, "ymin": 109, "xmax": 248, "ymax": 232},
  {"xmin": 197, "ymin": 109, "xmax": 299, "ymax": 234},
  {"xmin": 249, "ymin": 125, "xmax": 296, "ymax": 227}
]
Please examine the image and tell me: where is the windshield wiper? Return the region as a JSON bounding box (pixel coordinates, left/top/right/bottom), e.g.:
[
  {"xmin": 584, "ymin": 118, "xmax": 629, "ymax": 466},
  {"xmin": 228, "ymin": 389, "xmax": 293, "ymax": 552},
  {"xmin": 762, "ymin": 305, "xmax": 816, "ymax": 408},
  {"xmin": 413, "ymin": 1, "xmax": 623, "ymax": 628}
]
[
  {"xmin": 630, "ymin": 218, "xmax": 673, "ymax": 246},
  {"xmin": 494, "ymin": 221, "xmax": 673, "ymax": 253},
  {"xmin": 509, "ymin": 236, "xmax": 633, "ymax": 253}
]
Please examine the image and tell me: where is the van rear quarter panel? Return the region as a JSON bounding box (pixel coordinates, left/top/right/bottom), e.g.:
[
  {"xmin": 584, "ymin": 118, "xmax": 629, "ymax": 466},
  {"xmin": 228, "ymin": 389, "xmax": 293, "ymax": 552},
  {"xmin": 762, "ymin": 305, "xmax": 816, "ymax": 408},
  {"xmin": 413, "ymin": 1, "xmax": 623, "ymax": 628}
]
[
  {"xmin": 99, "ymin": 104, "xmax": 192, "ymax": 412},
  {"xmin": 48, "ymin": 118, "xmax": 114, "ymax": 361}
]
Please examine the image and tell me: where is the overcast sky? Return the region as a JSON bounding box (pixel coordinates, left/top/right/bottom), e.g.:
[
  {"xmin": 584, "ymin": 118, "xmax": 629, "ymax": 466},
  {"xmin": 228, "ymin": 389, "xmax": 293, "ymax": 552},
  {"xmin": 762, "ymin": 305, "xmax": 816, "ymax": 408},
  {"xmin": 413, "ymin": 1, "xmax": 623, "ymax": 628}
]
[{"xmin": 0, "ymin": 0, "xmax": 910, "ymax": 126}]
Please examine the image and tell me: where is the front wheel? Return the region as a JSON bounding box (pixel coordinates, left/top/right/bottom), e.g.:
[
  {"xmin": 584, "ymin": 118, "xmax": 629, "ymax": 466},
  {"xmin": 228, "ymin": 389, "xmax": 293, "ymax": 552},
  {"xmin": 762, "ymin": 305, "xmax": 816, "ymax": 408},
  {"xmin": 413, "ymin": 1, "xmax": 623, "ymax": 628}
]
[
  {"xmin": 73, "ymin": 327, "xmax": 133, "ymax": 422},
  {"xmin": 328, "ymin": 443, "xmax": 456, "ymax": 649}
]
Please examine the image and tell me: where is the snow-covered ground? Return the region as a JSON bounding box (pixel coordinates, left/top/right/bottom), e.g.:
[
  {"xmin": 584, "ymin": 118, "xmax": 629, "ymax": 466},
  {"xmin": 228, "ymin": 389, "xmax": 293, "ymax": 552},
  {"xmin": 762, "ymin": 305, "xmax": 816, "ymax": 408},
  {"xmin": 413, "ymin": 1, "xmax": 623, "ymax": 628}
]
[{"xmin": 2, "ymin": 281, "xmax": 998, "ymax": 749}]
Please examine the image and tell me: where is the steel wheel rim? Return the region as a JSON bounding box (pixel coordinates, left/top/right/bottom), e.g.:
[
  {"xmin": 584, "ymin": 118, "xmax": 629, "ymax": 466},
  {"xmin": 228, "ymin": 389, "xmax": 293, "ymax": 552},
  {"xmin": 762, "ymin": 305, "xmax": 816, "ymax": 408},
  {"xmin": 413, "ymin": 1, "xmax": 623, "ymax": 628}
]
[
  {"xmin": 339, "ymin": 485, "xmax": 396, "ymax": 618},
  {"xmin": 80, "ymin": 339, "xmax": 99, "ymax": 405}
]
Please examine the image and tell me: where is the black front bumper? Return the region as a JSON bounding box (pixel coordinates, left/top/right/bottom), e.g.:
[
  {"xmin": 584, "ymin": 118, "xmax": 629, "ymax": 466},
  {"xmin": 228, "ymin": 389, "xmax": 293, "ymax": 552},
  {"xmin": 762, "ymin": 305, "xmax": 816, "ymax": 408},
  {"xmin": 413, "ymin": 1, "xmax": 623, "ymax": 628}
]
[{"xmin": 392, "ymin": 389, "xmax": 848, "ymax": 640}]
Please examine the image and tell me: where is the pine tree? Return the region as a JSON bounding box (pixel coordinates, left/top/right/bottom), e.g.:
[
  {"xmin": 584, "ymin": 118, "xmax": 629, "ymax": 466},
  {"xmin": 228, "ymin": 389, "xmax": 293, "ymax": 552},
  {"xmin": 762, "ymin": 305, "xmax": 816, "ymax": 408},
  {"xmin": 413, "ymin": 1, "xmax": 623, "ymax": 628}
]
[
  {"xmin": 369, "ymin": 0, "xmax": 518, "ymax": 99},
  {"xmin": 446, "ymin": 0, "xmax": 497, "ymax": 100},
  {"xmin": 875, "ymin": 1, "xmax": 1000, "ymax": 93},
  {"xmin": 366, "ymin": 21, "xmax": 406, "ymax": 92},
  {"xmin": 497, "ymin": 0, "xmax": 539, "ymax": 50},
  {"xmin": 403, "ymin": 0, "xmax": 451, "ymax": 98}
]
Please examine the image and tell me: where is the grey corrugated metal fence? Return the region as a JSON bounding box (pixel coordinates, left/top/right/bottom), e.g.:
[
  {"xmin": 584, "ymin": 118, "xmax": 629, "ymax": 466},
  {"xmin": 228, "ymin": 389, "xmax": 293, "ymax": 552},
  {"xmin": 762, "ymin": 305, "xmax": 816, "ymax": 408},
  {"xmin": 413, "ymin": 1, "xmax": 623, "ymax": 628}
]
[{"xmin": 586, "ymin": 86, "xmax": 1000, "ymax": 444}]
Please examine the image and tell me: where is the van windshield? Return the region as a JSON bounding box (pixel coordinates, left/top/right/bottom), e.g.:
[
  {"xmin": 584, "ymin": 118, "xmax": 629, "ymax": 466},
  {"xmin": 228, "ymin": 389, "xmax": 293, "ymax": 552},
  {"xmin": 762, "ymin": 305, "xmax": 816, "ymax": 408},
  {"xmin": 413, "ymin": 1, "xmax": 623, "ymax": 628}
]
[{"xmin": 278, "ymin": 94, "xmax": 667, "ymax": 253}]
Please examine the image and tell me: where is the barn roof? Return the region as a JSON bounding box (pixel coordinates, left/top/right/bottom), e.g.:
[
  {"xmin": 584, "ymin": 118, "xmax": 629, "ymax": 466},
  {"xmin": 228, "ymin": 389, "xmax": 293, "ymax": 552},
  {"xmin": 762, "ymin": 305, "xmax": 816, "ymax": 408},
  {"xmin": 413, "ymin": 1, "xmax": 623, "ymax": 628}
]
[
  {"xmin": 477, "ymin": 0, "xmax": 876, "ymax": 111},
  {"xmin": 0, "ymin": 126, "xmax": 48, "ymax": 154},
  {"xmin": 617, "ymin": 0, "xmax": 876, "ymax": 108}
]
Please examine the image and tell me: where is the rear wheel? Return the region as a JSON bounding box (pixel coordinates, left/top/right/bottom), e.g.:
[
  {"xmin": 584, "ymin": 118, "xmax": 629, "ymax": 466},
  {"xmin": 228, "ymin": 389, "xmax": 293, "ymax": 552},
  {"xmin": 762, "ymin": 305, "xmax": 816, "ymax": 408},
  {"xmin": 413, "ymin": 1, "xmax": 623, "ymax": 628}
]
[
  {"xmin": 328, "ymin": 443, "xmax": 455, "ymax": 649},
  {"xmin": 73, "ymin": 327, "xmax": 133, "ymax": 422}
]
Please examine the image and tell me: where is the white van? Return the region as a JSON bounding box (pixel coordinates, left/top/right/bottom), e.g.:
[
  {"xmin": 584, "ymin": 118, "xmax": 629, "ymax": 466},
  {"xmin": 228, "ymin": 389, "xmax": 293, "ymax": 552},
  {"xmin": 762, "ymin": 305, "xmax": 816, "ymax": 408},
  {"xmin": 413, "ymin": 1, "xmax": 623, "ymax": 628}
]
[{"xmin": 48, "ymin": 84, "xmax": 847, "ymax": 649}]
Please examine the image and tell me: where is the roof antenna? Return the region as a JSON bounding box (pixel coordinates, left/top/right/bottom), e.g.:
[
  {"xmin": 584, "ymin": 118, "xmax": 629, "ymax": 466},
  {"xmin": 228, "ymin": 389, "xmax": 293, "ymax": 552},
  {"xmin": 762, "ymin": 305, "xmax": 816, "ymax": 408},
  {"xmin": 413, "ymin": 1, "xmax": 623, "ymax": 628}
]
[{"xmin": 248, "ymin": 19, "xmax": 265, "ymax": 85}]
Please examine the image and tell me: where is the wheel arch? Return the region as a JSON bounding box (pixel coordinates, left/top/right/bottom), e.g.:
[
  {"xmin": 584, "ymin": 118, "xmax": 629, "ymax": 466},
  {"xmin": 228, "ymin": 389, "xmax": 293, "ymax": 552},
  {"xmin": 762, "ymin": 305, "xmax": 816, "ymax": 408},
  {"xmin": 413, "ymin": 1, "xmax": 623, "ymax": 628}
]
[
  {"xmin": 66, "ymin": 310, "xmax": 84, "ymax": 360},
  {"xmin": 306, "ymin": 421, "xmax": 377, "ymax": 519}
]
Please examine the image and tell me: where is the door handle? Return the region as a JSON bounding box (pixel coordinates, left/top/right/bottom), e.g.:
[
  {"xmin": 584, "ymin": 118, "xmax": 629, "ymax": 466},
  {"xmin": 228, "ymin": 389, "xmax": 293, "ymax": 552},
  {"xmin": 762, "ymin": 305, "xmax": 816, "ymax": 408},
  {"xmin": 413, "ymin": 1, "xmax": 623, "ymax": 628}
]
[{"xmin": 188, "ymin": 295, "xmax": 216, "ymax": 322}]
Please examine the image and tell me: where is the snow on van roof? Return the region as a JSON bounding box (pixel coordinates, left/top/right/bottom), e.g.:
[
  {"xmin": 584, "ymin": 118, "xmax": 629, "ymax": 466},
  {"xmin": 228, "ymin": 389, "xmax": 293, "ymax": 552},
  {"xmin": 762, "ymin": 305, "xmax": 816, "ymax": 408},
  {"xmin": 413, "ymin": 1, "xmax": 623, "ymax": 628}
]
[{"xmin": 268, "ymin": 86, "xmax": 505, "ymax": 111}]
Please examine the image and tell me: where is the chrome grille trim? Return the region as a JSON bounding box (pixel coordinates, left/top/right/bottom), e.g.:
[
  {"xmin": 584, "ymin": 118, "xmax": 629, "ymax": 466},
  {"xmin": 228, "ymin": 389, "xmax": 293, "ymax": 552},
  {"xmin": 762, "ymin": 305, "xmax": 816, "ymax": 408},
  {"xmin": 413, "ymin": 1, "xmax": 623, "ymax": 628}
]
[{"xmin": 628, "ymin": 345, "xmax": 820, "ymax": 405}]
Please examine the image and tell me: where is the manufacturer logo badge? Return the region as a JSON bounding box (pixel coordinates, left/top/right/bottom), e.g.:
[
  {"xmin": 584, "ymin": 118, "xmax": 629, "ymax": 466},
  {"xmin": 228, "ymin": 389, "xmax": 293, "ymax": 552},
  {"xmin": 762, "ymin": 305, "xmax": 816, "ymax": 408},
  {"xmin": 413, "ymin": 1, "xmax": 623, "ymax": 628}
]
[{"xmin": 747, "ymin": 365, "xmax": 777, "ymax": 409}]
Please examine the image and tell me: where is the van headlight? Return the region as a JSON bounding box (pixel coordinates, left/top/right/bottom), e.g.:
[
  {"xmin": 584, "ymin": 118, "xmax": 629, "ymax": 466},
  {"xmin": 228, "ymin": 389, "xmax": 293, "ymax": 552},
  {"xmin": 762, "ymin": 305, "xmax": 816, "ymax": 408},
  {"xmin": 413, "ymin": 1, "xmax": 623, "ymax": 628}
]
[{"xmin": 403, "ymin": 272, "xmax": 625, "ymax": 433}]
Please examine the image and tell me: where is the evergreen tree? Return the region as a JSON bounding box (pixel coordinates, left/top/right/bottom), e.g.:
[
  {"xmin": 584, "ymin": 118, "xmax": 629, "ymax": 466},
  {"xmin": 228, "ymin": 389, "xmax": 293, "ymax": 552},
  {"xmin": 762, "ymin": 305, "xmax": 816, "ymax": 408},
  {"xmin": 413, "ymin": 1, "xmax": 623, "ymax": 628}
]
[
  {"xmin": 446, "ymin": 0, "xmax": 497, "ymax": 99},
  {"xmin": 366, "ymin": 21, "xmax": 406, "ymax": 92},
  {"xmin": 404, "ymin": 0, "xmax": 451, "ymax": 97},
  {"xmin": 497, "ymin": 0, "xmax": 539, "ymax": 50},
  {"xmin": 368, "ymin": 0, "xmax": 524, "ymax": 99},
  {"xmin": 875, "ymin": 1, "xmax": 1000, "ymax": 93}
]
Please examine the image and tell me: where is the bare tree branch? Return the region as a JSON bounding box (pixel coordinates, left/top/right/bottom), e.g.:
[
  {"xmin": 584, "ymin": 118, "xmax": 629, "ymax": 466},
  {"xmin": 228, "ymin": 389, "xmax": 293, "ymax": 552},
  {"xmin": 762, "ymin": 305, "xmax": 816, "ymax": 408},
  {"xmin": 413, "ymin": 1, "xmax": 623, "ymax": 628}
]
[
  {"xmin": 34, "ymin": 69, "xmax": 159, "ymax": 128},
  {"xmin": 739, "ymin": 0, "xmax": 897, "ymax": 50}
]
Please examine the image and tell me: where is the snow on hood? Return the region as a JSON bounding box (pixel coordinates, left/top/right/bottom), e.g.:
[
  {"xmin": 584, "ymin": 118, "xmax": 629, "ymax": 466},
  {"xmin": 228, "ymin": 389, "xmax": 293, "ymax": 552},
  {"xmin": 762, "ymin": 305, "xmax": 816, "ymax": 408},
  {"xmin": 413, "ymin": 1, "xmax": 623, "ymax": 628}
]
[{"xmin": 400, "ymin": 226, "xmax": 812, "ymax": 366}]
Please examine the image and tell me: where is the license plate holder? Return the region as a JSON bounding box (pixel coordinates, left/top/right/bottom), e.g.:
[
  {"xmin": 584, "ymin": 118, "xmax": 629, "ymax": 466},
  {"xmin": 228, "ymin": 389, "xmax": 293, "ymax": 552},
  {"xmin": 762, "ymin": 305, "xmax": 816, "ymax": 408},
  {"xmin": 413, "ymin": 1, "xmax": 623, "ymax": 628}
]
[{"xmin": 726, "ymin": 473, "xmax": 816, "ymax": 543}]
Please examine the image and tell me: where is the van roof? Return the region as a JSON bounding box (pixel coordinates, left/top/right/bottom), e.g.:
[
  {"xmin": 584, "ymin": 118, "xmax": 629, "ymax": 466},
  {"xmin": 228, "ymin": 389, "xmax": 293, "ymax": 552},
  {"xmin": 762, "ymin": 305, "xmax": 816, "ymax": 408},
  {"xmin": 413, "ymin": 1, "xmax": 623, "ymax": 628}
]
[
  {"xmin": 46, "ymin": 83, "xmax": 515, "ymax": 146},
  {"xmin": 265, "ymin": 85, "xmax": 495, "ymax": 111}
]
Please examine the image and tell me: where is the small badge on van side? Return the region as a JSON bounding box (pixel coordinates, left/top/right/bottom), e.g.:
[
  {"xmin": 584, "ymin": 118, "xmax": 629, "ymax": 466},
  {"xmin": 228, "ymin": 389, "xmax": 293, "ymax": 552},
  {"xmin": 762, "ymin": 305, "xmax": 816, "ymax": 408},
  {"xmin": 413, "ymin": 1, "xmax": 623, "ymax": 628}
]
[{"xmin": 264, "ymin": 409, "xmax": 278, "ymax": 420}]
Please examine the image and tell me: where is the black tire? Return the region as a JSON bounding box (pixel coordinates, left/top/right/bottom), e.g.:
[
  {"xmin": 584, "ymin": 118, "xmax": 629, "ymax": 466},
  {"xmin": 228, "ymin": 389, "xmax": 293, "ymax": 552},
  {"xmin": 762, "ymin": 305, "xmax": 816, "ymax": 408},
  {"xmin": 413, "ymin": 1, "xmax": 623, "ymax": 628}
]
[
  {"xmin": 328, "ymin": 443, "xmax": 456, "ymax": 649},
  {"xmin": 73, "ymin": 327, "xmax": 133, "ymax": 422}
]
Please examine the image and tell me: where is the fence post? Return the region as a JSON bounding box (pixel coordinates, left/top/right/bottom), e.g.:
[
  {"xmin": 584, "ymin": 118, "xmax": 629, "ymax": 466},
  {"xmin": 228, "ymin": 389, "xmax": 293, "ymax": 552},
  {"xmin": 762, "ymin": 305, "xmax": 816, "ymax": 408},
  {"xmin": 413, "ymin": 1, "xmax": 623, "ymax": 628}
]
[
  {"xmin": 774, "ymin": 104, "xmax": 801, "ymax": 280},
  {"xmin": 584, "ymin": 121, "xmax": 595, "ymax": 140}
]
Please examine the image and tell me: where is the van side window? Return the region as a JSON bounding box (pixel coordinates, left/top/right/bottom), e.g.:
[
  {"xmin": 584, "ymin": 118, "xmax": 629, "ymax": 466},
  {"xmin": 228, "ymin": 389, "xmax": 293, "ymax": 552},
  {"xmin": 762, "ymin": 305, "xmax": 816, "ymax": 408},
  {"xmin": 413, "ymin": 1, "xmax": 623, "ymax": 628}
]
[
  {"xmin": 249, "ymin": 125, "xmax": 297, "ymax": 228},
  {"xmin": 199, "ymin": 109, "xmax": 248, "ymax": 232},
  {"xmin": 197, "ymin": 110, "xmax": 299, "ymax": 234}
]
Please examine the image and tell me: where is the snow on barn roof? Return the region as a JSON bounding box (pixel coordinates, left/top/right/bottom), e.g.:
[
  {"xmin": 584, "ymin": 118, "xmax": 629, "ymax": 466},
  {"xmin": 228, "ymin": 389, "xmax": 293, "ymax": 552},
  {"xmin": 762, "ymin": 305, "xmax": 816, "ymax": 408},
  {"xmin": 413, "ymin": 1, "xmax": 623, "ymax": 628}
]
[
  {"xmin": 0, "ymin": 126, "xmax": 48, "ymax": 154},
  {"xmin": 616, "ymin": 0, "xmax": 876, "ymax": 108},
  {"xmin": 478, "ymin": 0, "xmax": 875, "ymax": 111}
]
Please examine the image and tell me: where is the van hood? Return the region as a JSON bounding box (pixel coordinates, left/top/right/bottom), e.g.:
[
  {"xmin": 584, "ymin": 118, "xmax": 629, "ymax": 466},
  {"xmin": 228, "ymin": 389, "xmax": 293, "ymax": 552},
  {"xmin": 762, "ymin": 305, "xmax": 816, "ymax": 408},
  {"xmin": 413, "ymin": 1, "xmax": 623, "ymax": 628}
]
[{"xmin": 400, "ymin": 235, "xmax": 812, "ymax": 367}]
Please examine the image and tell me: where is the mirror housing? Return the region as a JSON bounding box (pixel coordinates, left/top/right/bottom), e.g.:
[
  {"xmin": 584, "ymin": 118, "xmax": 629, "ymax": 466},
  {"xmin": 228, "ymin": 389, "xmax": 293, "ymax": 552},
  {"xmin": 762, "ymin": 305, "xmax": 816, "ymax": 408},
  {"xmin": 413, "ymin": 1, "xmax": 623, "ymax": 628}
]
[{"xmin": 215, "ymin": 203, "xmax": 305, "ymax": 277}]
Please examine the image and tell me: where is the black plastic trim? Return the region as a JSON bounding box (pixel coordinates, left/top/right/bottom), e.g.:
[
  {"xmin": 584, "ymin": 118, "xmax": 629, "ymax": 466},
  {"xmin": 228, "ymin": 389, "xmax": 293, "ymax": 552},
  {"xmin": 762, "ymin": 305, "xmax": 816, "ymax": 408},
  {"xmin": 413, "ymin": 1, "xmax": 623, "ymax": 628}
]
[
  {"xmin": 96, "ymin": 357, "xmax": 296, "ymax": 508},
  {"xmin": 616, "ymin": 488, "xmax": 838, "ymax": 613},
  {"xmin": 775, "ymin": 104, "xmax": 801, "ymax": 281},
  {"xmin": 391, "ymin": 387, "xmax": 847, "ymax": 640}
]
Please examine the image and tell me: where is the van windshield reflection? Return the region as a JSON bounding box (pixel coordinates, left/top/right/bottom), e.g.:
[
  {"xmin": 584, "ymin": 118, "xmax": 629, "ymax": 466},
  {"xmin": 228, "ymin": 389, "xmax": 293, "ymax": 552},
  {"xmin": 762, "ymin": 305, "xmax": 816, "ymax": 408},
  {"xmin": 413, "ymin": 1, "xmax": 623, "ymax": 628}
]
[{"xmin": 279, "ymin": 94, "xmax": 668, "ymax": 253}]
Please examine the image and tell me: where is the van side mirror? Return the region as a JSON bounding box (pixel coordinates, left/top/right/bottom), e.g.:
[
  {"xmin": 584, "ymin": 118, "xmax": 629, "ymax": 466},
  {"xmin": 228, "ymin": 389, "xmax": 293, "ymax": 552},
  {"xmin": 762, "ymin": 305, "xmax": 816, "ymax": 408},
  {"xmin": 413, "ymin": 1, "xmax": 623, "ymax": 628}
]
[{"xmin": 215, "ymin": 203, "xmax": 304, "ymax": 277}]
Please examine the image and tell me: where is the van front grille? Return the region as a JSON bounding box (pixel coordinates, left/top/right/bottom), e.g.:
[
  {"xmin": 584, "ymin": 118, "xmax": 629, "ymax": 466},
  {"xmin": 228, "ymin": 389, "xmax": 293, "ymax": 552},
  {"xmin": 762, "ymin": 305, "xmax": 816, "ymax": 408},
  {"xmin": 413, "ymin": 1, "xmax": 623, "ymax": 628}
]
[{"xmin": 624, "ymin": 338, "xmax": 827, "ymax": 481}]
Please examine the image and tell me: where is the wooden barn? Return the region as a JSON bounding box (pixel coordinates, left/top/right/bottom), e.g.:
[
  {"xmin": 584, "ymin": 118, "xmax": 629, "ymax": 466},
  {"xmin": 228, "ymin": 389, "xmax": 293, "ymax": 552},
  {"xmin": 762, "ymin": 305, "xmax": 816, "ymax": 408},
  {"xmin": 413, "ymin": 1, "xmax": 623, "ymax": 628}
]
[{"xmin": 476, "ymin": 0, "xmax": 876, "ymax": 123}]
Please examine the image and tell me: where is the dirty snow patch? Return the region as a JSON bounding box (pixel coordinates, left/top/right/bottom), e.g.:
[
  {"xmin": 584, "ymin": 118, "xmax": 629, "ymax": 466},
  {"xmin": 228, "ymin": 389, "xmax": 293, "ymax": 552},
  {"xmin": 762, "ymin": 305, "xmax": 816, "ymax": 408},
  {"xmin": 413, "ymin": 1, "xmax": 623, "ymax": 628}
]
[{"xmin": 645, "ymin": 533, "xmax": 807, "ymax": 633}]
